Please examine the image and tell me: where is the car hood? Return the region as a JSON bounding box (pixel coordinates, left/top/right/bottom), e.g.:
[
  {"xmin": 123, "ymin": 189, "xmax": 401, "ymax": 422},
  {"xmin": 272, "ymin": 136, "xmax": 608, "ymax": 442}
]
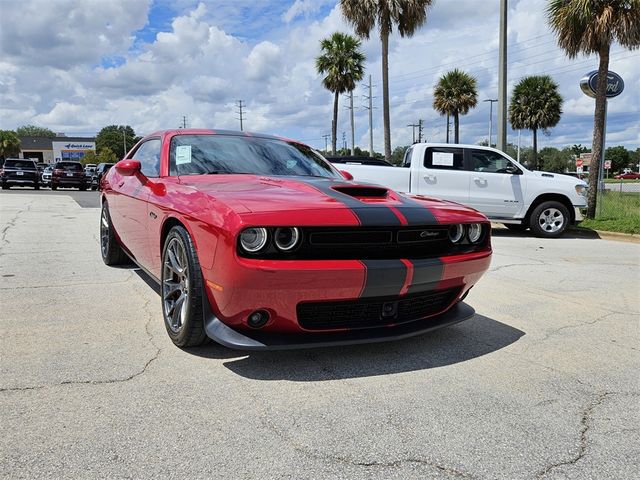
[
  {"xmin": 531, "ymin": 170, "xmax": 587, "ymax": 186},
  {"xmin": 178, "ymin": 174, "xmax": 486, "ymax": 223}
]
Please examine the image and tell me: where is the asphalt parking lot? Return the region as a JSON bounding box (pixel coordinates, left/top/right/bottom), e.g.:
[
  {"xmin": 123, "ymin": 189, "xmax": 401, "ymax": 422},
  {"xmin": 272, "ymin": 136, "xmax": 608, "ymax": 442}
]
[{"xmin": 1, "ymin": 191, "xmax": 638, "ymax": 479}]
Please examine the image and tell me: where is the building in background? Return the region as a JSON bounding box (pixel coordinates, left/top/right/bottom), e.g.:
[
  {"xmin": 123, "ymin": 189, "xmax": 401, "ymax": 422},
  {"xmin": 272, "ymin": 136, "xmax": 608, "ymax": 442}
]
[{"xmin": 18, "ymin": 136, "xmax": 95, "ymax": 164}]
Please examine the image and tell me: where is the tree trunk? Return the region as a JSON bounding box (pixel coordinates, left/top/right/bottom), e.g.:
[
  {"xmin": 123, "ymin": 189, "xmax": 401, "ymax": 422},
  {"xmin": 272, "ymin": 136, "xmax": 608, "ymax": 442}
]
[
  {"xmin": 381, "ymin": 28, "xmax": 392, "ymax": 162},
  {"xmin": 454, "ymin": 112, "xmax": 460, "ymax": 143},
  {"xmin": 587, "ymin": 45, "xmax": 610, "ymax": 219},
  {"xmin": 532, "ymin": 128, "xmax": 538, "ymax": 170},
  {"xmin": 445, "ymin": 114, "xmax": 449, "ymax": 143},
  {"xmin": 332, "ymin": 91, "xmax": 339, "ymax": 155}
]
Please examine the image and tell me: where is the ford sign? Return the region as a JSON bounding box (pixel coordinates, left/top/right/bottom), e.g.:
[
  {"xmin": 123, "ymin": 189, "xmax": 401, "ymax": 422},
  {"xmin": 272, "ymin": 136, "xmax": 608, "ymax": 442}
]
[{"xmin": 580, "ymin": 70, "xmax": 624, "ymax": 99}]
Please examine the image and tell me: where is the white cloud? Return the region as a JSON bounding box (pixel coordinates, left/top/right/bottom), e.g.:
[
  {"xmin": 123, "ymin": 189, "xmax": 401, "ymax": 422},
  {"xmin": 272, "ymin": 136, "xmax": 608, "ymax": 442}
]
[{"xmin": 0, "ymin": 0, "xmax": 637, "ymax": 152}]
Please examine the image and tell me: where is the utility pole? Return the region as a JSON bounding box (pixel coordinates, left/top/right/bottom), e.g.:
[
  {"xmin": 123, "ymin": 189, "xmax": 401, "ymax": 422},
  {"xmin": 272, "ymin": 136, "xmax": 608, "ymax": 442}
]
[
  {"xmin": 484, "ymin": 99, "xmax": 498, "ymax": 147},
  {"xmin": 322, "ymin": 134, "xmax": 330, "ymax": 154},
  {"xmin": 349, "ymin": 90, "xmax": 355, "ymax": 156},
  {"xmin": 497, "ymin": 0, "xmax": 507, "ymax": 151},
  {"xmin": 446, "ymin": 114, "xmax": 450, "ymax": 144},
  {"xmin": 180, "ymin": 115, "xmax": 187, "ymax": 129},
  {"xmin": 517, "ymin": 129, "xmax": 521, "ymax": 163},
  {"xmin": 407, "ymin": 123, "xmax": 419, "ymax": 143},
  {"xmin": 122, "ymin": 127, "xmax": 127, "ymax": 156},
  {"xmin": 236, "ymin": 100, "xmax": 245, "ymax": 131},
  {"xmin": 342, "ymin": 131, "xmax": 347, "ymax": 152},
  {"xmin": 418, "ymin": 119, "xmax": 423, "ymax": 143},
  {"xmin": 363, "ymin": 75, "xmax": 375, "ymax": 156}
]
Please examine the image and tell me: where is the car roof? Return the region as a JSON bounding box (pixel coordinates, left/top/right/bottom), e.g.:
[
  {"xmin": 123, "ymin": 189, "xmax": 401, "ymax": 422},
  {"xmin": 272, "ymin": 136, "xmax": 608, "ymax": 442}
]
[{"xmin": 143, "ymin": 128, "xmax": 300, "ymax": 144}]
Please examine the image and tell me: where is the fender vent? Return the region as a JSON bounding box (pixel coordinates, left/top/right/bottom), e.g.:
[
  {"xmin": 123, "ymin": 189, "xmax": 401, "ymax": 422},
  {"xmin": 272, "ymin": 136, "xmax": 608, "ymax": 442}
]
[
  {"xmin": 332, "ymin": 186, "xmax": 388, "ymax": 198},
  {"xmin": 541, "ymin": 173, "xmax": 554, "ymax": 178}
]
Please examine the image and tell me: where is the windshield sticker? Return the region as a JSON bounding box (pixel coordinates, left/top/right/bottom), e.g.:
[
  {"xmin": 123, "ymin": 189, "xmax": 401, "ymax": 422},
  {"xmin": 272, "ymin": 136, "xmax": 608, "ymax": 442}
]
[
  {"xmin": 432, "ymin": 152, "xmax": 454, "ymax": 167},
  {"xmin": 286, "ymin": 159, "xmax": 297, "ymax": 169},
  {"xmin": 176, "ymin": 145, "xmax": 192, "ymax": 165}
]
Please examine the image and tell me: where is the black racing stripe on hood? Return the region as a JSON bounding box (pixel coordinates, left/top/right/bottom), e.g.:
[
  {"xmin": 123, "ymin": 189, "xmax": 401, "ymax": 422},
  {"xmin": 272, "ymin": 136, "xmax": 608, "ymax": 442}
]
[
  {"xmin": 360, "ymin": 260, "xmax": 407, "ymax": 298},
  {"xmin": 406, "ymin": 258, "xmax": 444, "ymax": 295},
  {"xmin": 394, "ymin": 194, "xmax": 438, "ymax": 225},
  {"xmin": 299, "ymin": 178, "xmax": 401, "ymax": 226}
]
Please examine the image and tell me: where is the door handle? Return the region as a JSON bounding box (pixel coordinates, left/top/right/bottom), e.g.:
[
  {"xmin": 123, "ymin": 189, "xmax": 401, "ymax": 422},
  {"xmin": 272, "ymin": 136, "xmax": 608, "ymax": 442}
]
[
  {"xmin": 118, "ymin": 181, "xmax": 125, "ymax": 188},
  {"xmin": 473, "ymin": 177, "xmax": 487, "ymax": 183},
  {"xmin": 423, "ymin": 174, "xmax": 436, "ymax": 181}
]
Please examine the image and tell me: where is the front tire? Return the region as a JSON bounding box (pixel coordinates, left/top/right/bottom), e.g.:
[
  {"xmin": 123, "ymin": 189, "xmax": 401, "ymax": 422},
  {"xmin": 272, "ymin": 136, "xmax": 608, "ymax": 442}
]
[
  {"xmin": 529, "ymin": 201, "xmax": 570, "ymax": 238},
  {"xmin": 100, "ymin": 202, "xmax": 129, "ymax": 266},
  {"xmin": 161, "ymin": 226, "xmax": 207, "ymax": 347}
]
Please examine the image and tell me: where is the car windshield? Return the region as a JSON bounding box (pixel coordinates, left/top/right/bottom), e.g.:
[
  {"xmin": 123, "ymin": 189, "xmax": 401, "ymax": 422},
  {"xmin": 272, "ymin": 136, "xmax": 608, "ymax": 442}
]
[
  {"xmin": 5, "ymin": 160, "xmax": 36, "ymax": 169},
  {"xmin": 56, "ymin": 162, "xmax": 82, "ymax": 171},
  {"xmin": 169, "ymin": 135, "xmax": 341, "ymax": 179}
]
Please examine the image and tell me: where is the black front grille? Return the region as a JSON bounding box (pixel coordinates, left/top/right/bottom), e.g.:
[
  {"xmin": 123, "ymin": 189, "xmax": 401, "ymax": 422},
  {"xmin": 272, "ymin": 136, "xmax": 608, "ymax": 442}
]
[{"xmin": 297, "ymin": 287, "xmax": 460, "ymax": 330}]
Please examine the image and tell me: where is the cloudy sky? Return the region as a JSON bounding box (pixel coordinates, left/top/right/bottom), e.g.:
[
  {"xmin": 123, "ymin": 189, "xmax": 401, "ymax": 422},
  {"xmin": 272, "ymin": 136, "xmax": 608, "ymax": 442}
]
[{"xmin": 0, "ymin": 0, "xmax": 638, "ymax": 152}]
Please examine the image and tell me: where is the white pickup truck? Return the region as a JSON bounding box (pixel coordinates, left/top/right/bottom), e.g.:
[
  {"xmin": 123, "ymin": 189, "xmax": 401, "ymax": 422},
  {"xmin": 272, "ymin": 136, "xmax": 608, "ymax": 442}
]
[{"xmin": 338, "ymin": 143, "xmax": 588, "ymax": 238}]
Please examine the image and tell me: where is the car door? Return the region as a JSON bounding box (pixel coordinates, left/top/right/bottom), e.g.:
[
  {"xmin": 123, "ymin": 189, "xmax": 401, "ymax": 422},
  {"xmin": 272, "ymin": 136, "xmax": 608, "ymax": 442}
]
[
  {"xmin": 415, "ymin": 146, "xmax": 470, "ymax": 205},
  {"xmin": 116, "ymin": 138, "xmax": 162, "ymax": 269},
  {"xmin": 467, "ymin": 148, "xmax": 526, "ymax": 219}
]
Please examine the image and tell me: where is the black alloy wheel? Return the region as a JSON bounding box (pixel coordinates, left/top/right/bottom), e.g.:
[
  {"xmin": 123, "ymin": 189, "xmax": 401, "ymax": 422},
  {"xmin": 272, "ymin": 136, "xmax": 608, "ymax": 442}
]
[
  {"xmin": 161, "ymin": 226, "xmax": 207, "ymax": 347},
  {"xmin": 100, "ymin": 202, "xmax": 129, "ymax": 266}
]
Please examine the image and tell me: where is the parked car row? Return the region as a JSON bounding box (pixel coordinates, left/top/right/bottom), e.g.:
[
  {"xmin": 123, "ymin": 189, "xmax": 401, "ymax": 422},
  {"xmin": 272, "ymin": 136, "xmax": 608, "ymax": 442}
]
[{"xmin": 0, "ymin": 159, "xmax": 114, "ymax": 191}]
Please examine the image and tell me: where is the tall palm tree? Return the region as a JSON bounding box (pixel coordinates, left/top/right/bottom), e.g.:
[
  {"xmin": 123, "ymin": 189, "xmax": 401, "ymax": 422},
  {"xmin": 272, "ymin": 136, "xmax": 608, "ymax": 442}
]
[
  {"xmin": 341, "ymin": 0, "xmax": 434, "ymax": 162},
  {"xmin": 432, "ymin": 69, "xmax": 478, "ymax": 144},
  {"xmin": 508, "ymin": 75, "xmax": 563, "ymax": 170},
  {"xmin": 547, "ymin": 0, "xmax": 640, "ymax": 219},
  {"xmin": 316, "ymin": 32, "xmax": 366, "ymax": 155}
]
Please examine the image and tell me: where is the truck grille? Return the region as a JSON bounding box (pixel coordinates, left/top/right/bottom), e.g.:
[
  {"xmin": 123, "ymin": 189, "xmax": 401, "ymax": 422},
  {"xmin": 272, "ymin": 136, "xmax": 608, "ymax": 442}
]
[{"xmin": 297, "ymin": 287, "xmax": 460, "ymax": 330}]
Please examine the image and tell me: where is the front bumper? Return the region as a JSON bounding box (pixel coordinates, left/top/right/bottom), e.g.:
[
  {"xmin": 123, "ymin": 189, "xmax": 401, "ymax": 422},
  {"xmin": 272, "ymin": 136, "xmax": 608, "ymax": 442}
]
[
  {"xmin": 201, "ymin": 249, "xmax": 490, "ymax": 345},
  {"xmin": 203, "ymin": 293, "xmax": 476, "ymax": 350}
]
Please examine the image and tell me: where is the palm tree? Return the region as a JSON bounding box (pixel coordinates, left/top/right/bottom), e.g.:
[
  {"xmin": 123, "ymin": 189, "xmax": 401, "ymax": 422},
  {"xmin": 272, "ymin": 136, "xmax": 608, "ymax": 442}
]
[
  {"xmin": 0, "ymin": 130, "xmax": 21, "ymax": 160},
  {"xmin": 432, "ymin": 69, "xmax": 478, "ymax": 144},
  {"xmin": 341, "ymin": 0, "xmax": 434, "ymax": 162},
  {"xmin": 316, "ymin": 32, "xmax": 366, "ymax": 155},
  {"xmin": 547, "ymin": 0, "xmax": 640, "ymax": 219},
  {"xmin": 509, "ymin": 76, "xmax": 563, "ymax": 171}
]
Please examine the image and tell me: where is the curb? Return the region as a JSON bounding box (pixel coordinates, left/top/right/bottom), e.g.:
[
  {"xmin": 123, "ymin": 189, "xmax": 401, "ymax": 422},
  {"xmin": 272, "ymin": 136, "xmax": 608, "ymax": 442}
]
[{"xmin": 491, "ymin": 223, "xmax": 640, "ymax": 244}]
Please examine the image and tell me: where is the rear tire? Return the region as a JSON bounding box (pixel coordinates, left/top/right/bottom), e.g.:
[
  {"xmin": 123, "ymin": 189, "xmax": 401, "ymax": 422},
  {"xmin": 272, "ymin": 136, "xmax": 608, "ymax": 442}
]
[
  {"xmin": 161, "ymin": 226, "xmax": 207, "ymax": 347},
  {"xmin": 529, "ymin": 201, "xmax": 570, "ymax": 238},
  {"xmin": 51, "ymin": 185, "xmax": 57, "ymax": 190},
  {"xmin": 100, "ymin": 202, "xmax": 129, "ymax": 266},
  {"xmin": 34, "ymin": 184, "xmax": 40, "ymax": 190},
  {"xmin": 1, "ymin": 184, "xmax": 8, "ymax": 190}
]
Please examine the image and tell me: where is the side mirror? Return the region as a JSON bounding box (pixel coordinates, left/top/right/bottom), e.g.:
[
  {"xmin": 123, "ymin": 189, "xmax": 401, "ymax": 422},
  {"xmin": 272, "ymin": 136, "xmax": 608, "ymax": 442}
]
[
  {"xmin": 340, "ymin": 170, "xmax": 354, "ymax": 181},
  {"xmin": 115, "ymin": 159, "xmax": 141, "ymax": 177},
  {"xmin": 505, "ymin": 164, "xmax": 521, "ymax": 175}
]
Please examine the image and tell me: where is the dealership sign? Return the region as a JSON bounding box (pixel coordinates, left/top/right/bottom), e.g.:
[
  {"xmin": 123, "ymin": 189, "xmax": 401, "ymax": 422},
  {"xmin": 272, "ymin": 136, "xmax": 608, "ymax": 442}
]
[
  {"xmin": 64, "ymin": 143, "xmax": 94, "ymax": 149},
  {"xmin": 580, "ymin": 70, "xmax": 624, "ymax": 99}
]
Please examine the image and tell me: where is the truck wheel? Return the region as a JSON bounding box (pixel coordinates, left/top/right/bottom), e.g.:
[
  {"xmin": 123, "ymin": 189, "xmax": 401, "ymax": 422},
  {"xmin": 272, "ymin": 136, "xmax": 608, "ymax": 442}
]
[
  {"xmin": 51, "ymin": 185, "xmax": 57, "ymax": 191},
  {"xmin": 1, "ymin": 184, "xmax": 8, "ymax": 190},
  {"xmin": 529, "ymin": 201, "xmax": 569, "ymax": 238}
]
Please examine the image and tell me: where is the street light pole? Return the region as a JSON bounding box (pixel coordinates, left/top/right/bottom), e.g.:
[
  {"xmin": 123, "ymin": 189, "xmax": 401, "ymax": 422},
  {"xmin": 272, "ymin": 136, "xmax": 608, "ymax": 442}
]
[
  {"xmin": 484, "ymin": 99, "xmax": 498, "ymax": 147},
  {"xmin": 497, "ymin": 0, "xmax": 508, "ymax": 152}
]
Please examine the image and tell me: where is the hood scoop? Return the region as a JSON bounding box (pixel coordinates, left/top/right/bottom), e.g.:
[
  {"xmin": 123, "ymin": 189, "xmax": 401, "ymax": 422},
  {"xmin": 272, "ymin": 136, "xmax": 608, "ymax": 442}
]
[{"xmin": 332, "ymin": 185, "xmax": 389, "ymax": 199}]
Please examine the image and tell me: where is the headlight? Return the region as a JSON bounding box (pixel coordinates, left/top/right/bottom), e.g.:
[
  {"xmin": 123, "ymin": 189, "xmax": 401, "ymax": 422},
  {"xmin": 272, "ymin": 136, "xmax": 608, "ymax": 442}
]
[
  {"xmin": 274, "ymin": 227, "xmax": 300, "ymax": 251},
  {"xmin": 448, "ymin": 224, "xmax": 464, "ymax": 243},
  {"xmin": 468, "ymin": 223, "xmax": 483, "ymax": 243},
  {"xmin": 239, "ymin": 227, "xmax": 268, "ymax": 253},
  {"xmin": 575, "ymin": 185, "xmax": 587, "ymax": 196}
]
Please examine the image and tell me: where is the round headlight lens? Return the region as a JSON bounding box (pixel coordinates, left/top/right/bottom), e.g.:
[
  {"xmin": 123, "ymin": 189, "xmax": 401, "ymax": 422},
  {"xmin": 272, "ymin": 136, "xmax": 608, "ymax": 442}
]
[
  {"xmin": 468, "ymin": 223, "xmax": 483, "ymax": 243},
  {"xmin": 448, "ymin": 224, "xmax": 464, "ymax": 243},
  {"xmin": 240, "ymin": 227, "xmax": 268, "ymax": 253},
  {"xmin": 274, "ymin": 227, "xmax": 300, "ymax": 251}
]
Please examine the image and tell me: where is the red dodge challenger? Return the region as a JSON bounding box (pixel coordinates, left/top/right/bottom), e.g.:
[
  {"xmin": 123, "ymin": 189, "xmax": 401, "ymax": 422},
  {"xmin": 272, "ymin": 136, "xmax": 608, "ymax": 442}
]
[{"xmin": 100, "ymin": 129, "xmax": 492, "ymax": 350}]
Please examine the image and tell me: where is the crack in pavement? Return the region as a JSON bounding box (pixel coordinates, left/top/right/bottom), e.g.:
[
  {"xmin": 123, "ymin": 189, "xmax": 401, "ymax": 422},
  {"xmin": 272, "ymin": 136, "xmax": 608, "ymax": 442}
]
[
  {"xmin": 535, "ymin": 391, "xmax": 611, "ymax": 479},
  {"xmin": 259, "ymin": 415, "xmax": 477, "ymax": 479},
  {"xmin": 0, "ymin": 275, "xmax": 162, "ymax": 394},
  {"xmin": 0, "ymin": 203, "xmax": 33, "ymax": 253},
  {"xmin": 490, "ymin": 262, "xmax": 547, "ymax": 273}
]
